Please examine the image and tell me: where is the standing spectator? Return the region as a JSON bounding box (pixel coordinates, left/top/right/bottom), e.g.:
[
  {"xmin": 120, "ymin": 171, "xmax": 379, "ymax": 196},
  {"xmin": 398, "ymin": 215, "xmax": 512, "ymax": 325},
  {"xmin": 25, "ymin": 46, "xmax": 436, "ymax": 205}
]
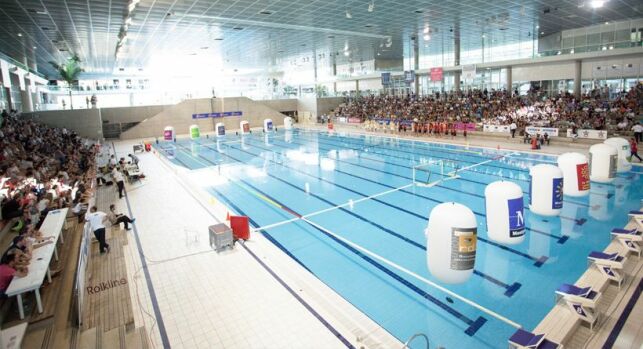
[
  {"xmin": 632, "ymin": 123, "xmax": 643, "ymax": 144},
  {"xmin": 128, "ymin": 153, "xmax": 139, "ymax": 166},
  {"xmin": 510, "ymin": 121, "xmax": 517, "ymax": 138},
  {"xmin": 85, "ymin": 206, "xmax": 110, "ymax": 254},
  {"xmin": 630, "ymin": 138, "xmax": 642, "ymax": 162},
  {"xmin": 112, "ymin": 167, "xmax": 125, "ymax": 199}
]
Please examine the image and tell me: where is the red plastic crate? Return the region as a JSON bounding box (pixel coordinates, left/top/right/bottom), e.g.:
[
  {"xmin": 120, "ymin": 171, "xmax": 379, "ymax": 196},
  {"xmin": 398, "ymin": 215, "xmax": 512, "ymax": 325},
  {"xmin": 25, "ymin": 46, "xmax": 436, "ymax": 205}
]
[{"xmin": 229, "ymin": 216, "xmax": 250, "ymax": 240}]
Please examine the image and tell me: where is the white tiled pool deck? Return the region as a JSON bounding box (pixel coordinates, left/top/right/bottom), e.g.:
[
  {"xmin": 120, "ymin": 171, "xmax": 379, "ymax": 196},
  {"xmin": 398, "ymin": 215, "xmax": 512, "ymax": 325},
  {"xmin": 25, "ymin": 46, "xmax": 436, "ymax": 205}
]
[{"xmin": 111, "ymin": 139, "xmax": 401, "ymax": 349}]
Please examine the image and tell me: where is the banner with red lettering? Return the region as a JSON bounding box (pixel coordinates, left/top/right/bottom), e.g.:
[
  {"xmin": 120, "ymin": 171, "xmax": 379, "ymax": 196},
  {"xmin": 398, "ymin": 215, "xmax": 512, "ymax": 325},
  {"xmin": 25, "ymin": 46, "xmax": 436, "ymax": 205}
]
[
  {"xmin": 430, "ymin": 68, "xmax": 443, "ymax": 81},
  {"xmin": 576, "ymin": 163, "xmax": 590, "ymax": 190}
]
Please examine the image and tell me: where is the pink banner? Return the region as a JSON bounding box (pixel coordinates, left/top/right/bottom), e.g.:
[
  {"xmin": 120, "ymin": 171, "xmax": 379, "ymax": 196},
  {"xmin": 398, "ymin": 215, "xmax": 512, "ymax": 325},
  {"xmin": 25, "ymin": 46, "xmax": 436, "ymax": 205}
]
[
  {"xmin": 430, "ymin": 67, "xmax": 443, "ymax": 81},
  {"xmin": 454, "ymin": 122, "xmax": 476, "ymax": 131},
  {"xmin": 348, "ymin": 117, "xmax": 362, "ymax": 124}
]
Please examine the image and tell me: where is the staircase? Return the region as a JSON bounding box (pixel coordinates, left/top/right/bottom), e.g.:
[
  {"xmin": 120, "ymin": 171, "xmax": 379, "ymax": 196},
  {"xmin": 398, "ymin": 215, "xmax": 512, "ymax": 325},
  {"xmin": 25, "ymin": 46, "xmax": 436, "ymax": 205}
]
[
  {"xmin": 102, "ymin": 122, "xmax": 141, "ymax": 139},
  {"xmin": 75, "ymin": 325, "xmax": 149, "ymax": 349}
]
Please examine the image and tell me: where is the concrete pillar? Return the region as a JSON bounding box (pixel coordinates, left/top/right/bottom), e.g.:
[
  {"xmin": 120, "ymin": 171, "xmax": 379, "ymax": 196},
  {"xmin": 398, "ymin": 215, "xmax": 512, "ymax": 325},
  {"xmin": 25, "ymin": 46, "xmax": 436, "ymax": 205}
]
[
  {"xmin": 574, "ymin": 60, "xmax": 582, "ymax": 98},
  {"xmin": 333, "ymin": 81, "xmax": 337, "ymax": 95},
  {"xmin": 413, "ymin": 37, "xmax": 420, "ymax": 95},
  {"xmin": 506, "ymin": 66, "xmax": 512, "ymax": 93},
  {"xmin": 355, "ymin": 79, "xmax": 360, "ymax": 96},
  {"xmin": 453, "ymin": 24, "xmax": 461, "ymax": 92},
  {"xmin": 20, "ymin": 76, "xmax": 33, "ymax": 112}
]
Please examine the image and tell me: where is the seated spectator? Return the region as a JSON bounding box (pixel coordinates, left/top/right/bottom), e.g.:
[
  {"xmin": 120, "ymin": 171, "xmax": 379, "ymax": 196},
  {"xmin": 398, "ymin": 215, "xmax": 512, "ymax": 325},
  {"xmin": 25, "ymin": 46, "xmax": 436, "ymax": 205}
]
[
  {"xmin": 107, "ymin": 204, "xmax": 135, "ymax": 230},
  {"xmin": 0, "ymin": 253, "xmax": 27, "ymax": 296}
]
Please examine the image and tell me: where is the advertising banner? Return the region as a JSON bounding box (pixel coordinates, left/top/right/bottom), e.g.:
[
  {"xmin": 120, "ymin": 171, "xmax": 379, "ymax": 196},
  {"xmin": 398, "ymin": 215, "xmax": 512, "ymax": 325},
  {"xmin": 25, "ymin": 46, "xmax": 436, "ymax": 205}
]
[
  {"xmin": 552, "ymin": 178, "xmax": 564, "ymax": 209},
  {"xmin": 348, "ymin": 117, "xmax": 361, "ymax": 124},
  {"xmin": 0, "ymin": 61, "xmax": 10, "ymax": 88},
  {"xmin": 483, "ymin": 124, "xmax": 510, "ymax": 133},
  {"xmin": 192, "ymin": 111, "xmax": 242, "ymax": 119},
  {"xmin": 566, "ymin": 129, "xmax": 607, "ymax": 140},
  {"xmin": 454, "ymin": 122, "xmax": 476, "ymax": 131},
  {"xmin": 430, "ymin": 67, "xmax": 443, "ymax": 81},
  {"xmin": 576, "ymin": 163, "xmax": 590, "ymax": 191},
  {"xmin": 525, "ymin": 126, "xmax": 559, "ymax": 137},
  {"xmin": 381, "ymin": 72, "xmax": 391, "ymax": 86},
  {"xmin": 508, "ymin": 197, "xmax": 525, "ymax": 238},
  {"xmin": 462, "ymin": 64, "xmax": 476, "ymax": 80}
]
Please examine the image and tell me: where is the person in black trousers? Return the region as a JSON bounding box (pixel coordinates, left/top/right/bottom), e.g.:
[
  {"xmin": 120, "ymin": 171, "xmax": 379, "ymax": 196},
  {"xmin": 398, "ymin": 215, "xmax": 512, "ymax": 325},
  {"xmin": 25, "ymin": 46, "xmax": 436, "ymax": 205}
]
[
  {"xmin": 112, "ymin": 167, "xmax": 125, "ymax": 199},
  {"xmin": 107, "ymin": 204, "xmax": 135, "ymax": 230},
  {"xmin": 85, "ymin": 206, "xmax": 110, "ymax": 254}
]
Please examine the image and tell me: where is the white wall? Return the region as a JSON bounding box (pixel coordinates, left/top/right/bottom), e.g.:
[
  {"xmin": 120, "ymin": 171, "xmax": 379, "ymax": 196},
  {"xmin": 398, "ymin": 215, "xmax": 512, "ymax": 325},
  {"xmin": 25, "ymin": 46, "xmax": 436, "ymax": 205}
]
[
  {"xmin": 22, "ymin": 109, "xmax": 103, "ymax": 139},
  {"xmin": 581, "ymin": 55, "xmax": 643, "ymax": 79},
  {"xmin": 512, "ymin": 61, "xmax": 577, "ymax": 81}
]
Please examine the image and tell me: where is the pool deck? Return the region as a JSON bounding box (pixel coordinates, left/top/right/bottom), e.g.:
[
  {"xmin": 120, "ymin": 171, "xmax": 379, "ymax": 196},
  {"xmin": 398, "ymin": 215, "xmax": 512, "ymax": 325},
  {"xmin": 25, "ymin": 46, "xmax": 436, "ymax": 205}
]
[{"xmin": 112, "ymin": 124, "xmax": 642, "ymax": 348}]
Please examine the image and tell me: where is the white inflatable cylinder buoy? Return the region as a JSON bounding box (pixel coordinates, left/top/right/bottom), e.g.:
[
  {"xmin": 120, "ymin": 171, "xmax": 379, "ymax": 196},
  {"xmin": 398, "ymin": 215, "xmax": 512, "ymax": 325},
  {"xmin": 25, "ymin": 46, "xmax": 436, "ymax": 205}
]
[
  {"xmin": 305, "ymin": 182, "xmax": 310, "ymax": 194},
  {"xmin": 163, "ymin": 126, "xmax": 175, "ymax": 141},
  {"xmin": 190, "ymin": 143, "xmax": 199, "ymax": 156},
  {"xmin": 484, "ymin": 181, "xmax": 525, "ymax": 245},
  {"xmin": 426, "ymin": 202, "xmax": 477, "ymax": 284},
  {"xmin": 240, "ymin": 120, "xmax": 250, "ymax": 134},
  {"xmin": 285, "ymin": 130, "xmax": 293, "ymax": 143},
  {"xmin": 189, "ymin": 124, "xmax": 200, "ymax": 140},
  {"xmin": 588, "ymin": 143, "xmax": 618, "ymax": 183},
  {"xmin": 284, "ymin": 117, "xmax": 294, "ymax": 130},
  {"xmin": 557, "ymin": 152, "xmax": 590, "ymax": 197},
  {"xmin": 604, "ymin": 137, "xmax": 632, "ymax": 172},
  {"xmin": 264, "ymin": 118, "xmax": 274, "ymax": 132},
  {"xmin": 215, "ymin": 122, "xmax": 225, "ymax": 137},
  {"xmin": 529, "ymin": 164, "xmax": 563, "ymax": 216}
]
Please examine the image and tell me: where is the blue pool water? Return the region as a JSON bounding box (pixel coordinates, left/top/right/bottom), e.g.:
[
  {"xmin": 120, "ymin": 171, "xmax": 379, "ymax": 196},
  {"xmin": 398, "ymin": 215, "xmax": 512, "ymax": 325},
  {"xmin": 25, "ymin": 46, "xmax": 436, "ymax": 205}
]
[{"xmin": 155, "ymin": 129, "xmax": 642, "ymax": 349}]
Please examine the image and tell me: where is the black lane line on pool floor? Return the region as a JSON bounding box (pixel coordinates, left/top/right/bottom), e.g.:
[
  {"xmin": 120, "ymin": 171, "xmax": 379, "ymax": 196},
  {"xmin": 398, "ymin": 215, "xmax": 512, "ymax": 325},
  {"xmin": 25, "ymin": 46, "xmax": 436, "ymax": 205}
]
[
  {"xmin": 207, "ymin": 180, "xmax": 488, "ymax": 337},
  {"xmin": 112, "ymin": 143, "xmax": 171, "ymax": 349},
  {"xmin": 163, "ymin": 147, "xmax": 356, "ymax": 349},
  {"xmin": 259, "ymin": 135, "xmax": 582, "ymax": 235},
  {"xmin": 292, "ymin": 131, "xmax": 588, "ymax": 226},
  {"xmin": 231, "ymin": 136, "xmax": 552, "ymax": 264},
  {"xmin": 178, "ymin": 142, "xmax": 522, "ymax": 298}
]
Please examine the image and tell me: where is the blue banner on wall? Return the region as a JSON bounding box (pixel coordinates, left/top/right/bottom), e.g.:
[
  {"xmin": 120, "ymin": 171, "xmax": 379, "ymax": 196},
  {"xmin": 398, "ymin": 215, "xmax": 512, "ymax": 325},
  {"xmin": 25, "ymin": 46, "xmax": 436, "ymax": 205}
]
[
  {"xmin": 381, "ymin": 72, "xmax": 391, "ymax": 86},
  {"xmin": 552, "ymin": 177, "xmax": 564, "ymax": 209},
  {"xmin": 508, "ymin": 198, "xmax": 525, "ymax": 237},
  {"xmin": 191, "ymin": 111, "xmax": 243, "ymax": 119}
]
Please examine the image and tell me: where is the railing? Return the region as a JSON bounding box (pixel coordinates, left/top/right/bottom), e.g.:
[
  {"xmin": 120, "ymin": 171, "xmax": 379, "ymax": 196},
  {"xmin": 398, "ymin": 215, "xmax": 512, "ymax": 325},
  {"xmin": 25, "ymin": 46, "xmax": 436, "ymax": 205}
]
[{"xmin": 402, "ymin": 333, "xmax": 430, "ymax": 349}]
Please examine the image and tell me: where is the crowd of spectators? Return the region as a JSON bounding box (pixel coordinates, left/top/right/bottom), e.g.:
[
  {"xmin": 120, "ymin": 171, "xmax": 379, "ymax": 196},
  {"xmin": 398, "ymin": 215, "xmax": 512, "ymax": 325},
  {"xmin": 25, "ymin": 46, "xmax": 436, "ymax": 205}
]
[
  {"xmin": 334, "ymin": 83, "xmax": 642, "ymax": 134},
  {"xmin": 0, "ymin": 111, "xmax": 97, "ymax": 295}
]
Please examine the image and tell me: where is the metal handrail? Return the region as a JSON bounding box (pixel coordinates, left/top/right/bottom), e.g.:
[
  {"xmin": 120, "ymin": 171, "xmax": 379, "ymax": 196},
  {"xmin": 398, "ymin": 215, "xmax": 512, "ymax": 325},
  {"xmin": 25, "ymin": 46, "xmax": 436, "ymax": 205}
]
[{"xmin": 402, "ymin": 333, "xmax": 430, "ymax": 349}]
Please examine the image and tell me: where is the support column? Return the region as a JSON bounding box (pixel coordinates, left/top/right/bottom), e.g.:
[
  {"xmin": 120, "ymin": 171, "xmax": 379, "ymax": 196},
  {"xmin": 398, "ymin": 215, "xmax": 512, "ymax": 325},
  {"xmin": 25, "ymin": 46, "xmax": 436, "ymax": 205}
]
[
  {"xmin": 453, "ymin": 24, "xmax": 461, "ymax": 92},
  {"xmin": 574, "ymin": 60, "xmax": 582, "ymax": 98},
  {"xmin": 333, "ymin": 81, "xmax": 337, "ymax": 95},
  {"xmin": 506, "ymin": 66, "xmax": 512, "ymax": 94},
  {"xmin": 355, "ymin": 79, "xmax": 360, "ymax": 97},
  {"xmin": 20, "ymin": 76, "xmax": 33, "ymax": 112},
  {"xmin": 413, "ymin": 36, "xmax": 420, "ymax": 95}
]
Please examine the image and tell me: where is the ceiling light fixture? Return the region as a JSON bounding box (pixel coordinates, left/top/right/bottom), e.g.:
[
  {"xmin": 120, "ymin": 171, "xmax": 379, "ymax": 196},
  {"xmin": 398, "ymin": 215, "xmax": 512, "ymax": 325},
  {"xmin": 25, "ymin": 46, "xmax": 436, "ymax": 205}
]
[
  {"xmin": 17, "ymin": 33, "xmax": 22, "ymax": 37},
  {"xmin": 570, "ymin": 49, "xmax": 574, "ymax": 53},
  {"xmin": 590, "ymin": 0, "xmax": 605, "ymax": 8},
  {"xmin": 423, "ymin": 27, "xmax": 429, "ymax": 34},
  {"xmin": 345, "ymin": 10, "xmax": 352, "ymax": 19},
  {"xmin": 423, "ymin": 34, "xmax": 430, "ymax": 41},
  {"xmin": 368, "ymin": 1, "xmax": 374, "ymax": 12}
]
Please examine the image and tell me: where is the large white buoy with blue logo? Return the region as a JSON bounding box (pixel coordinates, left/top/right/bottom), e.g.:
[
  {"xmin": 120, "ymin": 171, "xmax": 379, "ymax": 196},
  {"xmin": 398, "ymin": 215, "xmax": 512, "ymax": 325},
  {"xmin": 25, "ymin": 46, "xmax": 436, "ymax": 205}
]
[
  {"xmin": 215, "ymin": 122, "xmax": 225, "ymax": 137},
  {"xmin": 529, "ymin": 164, "xmax": 563, "ymax": 216},
  {"xmin": 264, "ymin": 118, "xmax": 274, "ymax": 132},
  {"xmin": 426, "ymin": 202, "xmax": 477, "ymax": 284},
  {"xmin": 189, "ymin": 124, "xmax": 200, "ymax": 140},
  {"xmin": 588, "ymin": 143, "xmax": 617, "ymax": 183},
  {"xmin": 604, "ymin": 137, "xmax": 632, "ymax": 172},
  {"xmin": 240, "ymin": 120, "xmax": 250, "ymax": 135},
  {"xmin": 163, "ymin": 126, "xmax": 175, "ymax": 141},
  {"xmin": 557, "ymin": 152, "xmax": 590, "ymax": 197},
  {"xmin": 284, "ymin": 116, "xmax": 294, "ymax": 130},
  {"xmin": 485, "ymin": 181, "xmax": 525, "ymax": 244}
]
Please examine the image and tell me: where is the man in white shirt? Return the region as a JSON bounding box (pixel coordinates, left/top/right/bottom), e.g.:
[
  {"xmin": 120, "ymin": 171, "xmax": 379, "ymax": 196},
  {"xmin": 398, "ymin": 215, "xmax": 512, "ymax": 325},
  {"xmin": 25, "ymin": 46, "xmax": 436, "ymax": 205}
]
[
  {"xmin": 632, "ymin": 123, "xmax": 643, "ymax": 144},
  {"xmin": 112, "ymin": 168, "xmax": 125, "ymax": 199},
  {"xmin": 85, "ymin": 206, "xmax": 110, "ymax": 253},
  {"xmin": 509, "ymin": 122, "xmax": 517, "ymax": 138}
]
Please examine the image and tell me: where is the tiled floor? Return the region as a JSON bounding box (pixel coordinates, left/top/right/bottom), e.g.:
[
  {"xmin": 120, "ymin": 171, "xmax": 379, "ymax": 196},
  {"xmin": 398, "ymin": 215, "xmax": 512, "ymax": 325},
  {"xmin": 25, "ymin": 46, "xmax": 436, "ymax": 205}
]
[{"xmin": 110, "ymin": 140, "xmax": 399, "ymax": 349}]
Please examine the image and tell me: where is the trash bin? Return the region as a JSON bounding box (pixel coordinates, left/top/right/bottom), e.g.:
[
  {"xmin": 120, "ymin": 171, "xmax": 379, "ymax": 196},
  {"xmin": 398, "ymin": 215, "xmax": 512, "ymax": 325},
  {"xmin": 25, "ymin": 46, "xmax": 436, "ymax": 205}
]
[{"xmin": 209, "ymin": 223, "xmax": 233, "ymax": 252}]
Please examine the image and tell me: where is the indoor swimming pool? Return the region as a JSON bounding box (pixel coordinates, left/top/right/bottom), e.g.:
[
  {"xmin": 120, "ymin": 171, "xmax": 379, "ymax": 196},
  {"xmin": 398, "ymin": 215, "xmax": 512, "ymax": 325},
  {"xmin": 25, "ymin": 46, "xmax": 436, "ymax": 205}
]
[{"xmin": 155, "ymin": 129, "xmax": 642, "ymax": 348}]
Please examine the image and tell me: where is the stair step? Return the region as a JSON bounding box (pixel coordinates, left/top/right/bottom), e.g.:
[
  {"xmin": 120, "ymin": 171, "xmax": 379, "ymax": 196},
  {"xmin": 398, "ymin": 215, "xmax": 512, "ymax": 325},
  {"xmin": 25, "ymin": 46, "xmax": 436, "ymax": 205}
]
[
  {"xmin": 124, "ymin": 327, "xmax": 147, "ymax": 349},
  {"xmin": 77, "ymin": 327, "xmax": 97, "ymax": 349},
  {"xmin": 101, "ymin": 326, "xmax": 121, "ymax": 349}
]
